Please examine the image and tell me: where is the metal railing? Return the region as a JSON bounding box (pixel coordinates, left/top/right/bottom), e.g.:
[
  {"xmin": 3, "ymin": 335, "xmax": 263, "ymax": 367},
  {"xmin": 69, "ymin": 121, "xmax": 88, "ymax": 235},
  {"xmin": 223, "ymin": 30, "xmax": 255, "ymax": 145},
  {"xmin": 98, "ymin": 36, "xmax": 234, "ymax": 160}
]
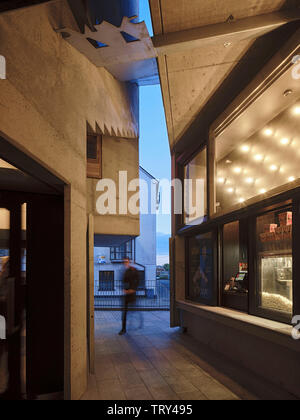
[{"xmin": 94, "ymin": 278, "xmax": 170, "ymax": 310}]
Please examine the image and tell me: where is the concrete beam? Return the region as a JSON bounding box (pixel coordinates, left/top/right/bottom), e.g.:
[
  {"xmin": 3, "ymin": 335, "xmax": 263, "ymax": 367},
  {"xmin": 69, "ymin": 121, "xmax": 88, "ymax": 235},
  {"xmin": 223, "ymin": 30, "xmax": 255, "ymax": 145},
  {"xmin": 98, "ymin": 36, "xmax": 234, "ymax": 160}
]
[{"xmin": 153, "ymin": 10, "xmax": 300, "ymax": 55}]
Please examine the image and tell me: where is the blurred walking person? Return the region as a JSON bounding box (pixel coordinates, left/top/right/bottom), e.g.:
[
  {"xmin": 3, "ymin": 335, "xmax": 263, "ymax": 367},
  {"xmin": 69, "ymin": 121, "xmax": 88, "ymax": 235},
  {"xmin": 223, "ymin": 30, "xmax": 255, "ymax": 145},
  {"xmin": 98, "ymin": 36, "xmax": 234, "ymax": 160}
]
[{"xmin": 119, "ymin": 257, "xmax": 139, "ymax": 335}]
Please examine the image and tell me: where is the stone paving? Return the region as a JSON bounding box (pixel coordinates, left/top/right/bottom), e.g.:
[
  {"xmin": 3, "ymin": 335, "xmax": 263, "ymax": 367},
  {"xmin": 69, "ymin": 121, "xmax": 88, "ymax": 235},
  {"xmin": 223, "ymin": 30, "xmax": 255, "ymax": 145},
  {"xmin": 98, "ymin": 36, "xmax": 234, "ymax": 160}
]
[{"xmin": 82, "ymin": 311, "xmax": 257, "ymax": 401}]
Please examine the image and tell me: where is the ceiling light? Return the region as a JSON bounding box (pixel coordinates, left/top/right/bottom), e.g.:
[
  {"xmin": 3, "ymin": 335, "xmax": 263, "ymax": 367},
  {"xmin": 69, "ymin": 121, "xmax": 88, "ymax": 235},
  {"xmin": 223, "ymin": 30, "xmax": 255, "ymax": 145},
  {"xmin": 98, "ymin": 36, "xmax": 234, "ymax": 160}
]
[
  {"xmin": 227, "ymin": 188, "xmax": 234, "ymax": 193},
  {"xmin": 254, "ymin": 154, "xmax": 263, "ymax": 162},
  {"xmin": 259, "ymin": 189, "xmax": 267, "ymax": 194},
  {"xmin": 238, "ymin": 198, "xmax": 245, "ymax": 203},
  {"xmin": 264, "ymin": 129, "xmax": 273, "ymax": 136},
  {"xmin": 288, "ymin": 176, "xmax": 296, "ymax": 182},
  {"xmin": 293, "ymin": 106, "xmax": 300, "ymax": 116},
  {"xmin": 233, "ymin": 167, "xmax": 242, "ymax": 174},
  {"xmin": 218, "ymin": 177, "xmax": 225, "ymax": 184},
  {"xmin": 270, "ymin": 165, "xmax": 278, "ymax": 171},
  {"xmin": 245, "ymin": 177, "xmax": 254, "ymax": 184},
  {"xmin": 241, "ymin": 145, "xmax": 250, "ymax": 153},
  {"xmin": 280, "ymin": 138, "xmax": 289, "ymax": 145}
]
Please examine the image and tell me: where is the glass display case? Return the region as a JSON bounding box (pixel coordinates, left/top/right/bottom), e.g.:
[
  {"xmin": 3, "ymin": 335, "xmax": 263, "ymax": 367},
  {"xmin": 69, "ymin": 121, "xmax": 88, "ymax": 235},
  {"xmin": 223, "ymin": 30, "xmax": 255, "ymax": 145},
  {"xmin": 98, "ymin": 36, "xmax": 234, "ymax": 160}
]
[
  {"xmin": 259, "ymin": 255, "xmax": 292, "ymax": 313},
  {"xmin": 256, "ymin": 207, "xmax": 293, "ymax": 316}
]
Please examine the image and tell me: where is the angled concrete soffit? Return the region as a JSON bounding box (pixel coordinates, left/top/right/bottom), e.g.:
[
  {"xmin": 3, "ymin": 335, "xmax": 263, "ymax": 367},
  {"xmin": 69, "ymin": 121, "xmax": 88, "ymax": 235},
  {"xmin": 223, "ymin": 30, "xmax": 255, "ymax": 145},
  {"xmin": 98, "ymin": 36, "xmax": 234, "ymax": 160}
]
[{"xmin": 57, "ymin": 16, "xmax": 158, "ymax": 83}]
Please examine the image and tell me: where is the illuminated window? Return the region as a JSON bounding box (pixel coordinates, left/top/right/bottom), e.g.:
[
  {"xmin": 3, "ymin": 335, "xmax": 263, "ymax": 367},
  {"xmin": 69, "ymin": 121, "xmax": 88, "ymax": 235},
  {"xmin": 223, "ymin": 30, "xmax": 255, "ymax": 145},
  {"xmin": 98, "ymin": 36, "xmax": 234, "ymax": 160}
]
[{"xmin": 215, "ymin": 100, "xmax": 300, "ymax": 214}]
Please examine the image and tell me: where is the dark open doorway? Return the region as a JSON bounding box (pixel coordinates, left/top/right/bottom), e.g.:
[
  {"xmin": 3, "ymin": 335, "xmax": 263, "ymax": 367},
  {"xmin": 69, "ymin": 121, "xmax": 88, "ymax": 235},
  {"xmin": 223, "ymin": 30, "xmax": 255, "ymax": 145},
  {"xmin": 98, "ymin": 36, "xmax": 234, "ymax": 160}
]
[{"xmin": 0, "ymin": 136, "xmax": 65, "ymax": 400}]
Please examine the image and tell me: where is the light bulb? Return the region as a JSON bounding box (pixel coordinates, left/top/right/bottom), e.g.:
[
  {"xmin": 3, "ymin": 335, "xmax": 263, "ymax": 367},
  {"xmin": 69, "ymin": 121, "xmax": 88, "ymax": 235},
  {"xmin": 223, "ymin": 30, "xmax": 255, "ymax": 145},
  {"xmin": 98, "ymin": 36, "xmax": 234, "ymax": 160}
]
[
  {"xmin": 218, "ymin": 177, "xmax": 225, "ymax": 184},
  {"xmin": 233, "ymin": 167, "xmax": 242, "ymax": 174},
  {"xmin": 245, "ymin": 177, "xmax": 254, "ymax": 184},
  {"xmin": 227, "ymin": 188, "xmax": 234, "ymax": 193},
  {"xmin": 241, "ymin": 145, "xmax": 250, "ymax": 153},
  {"xmin": 264, "ymin": 129, "xmax": 273, "ymax": 136},
  {"xmin": 270, "ymin": 165, "xmax": 278, "ymax": 171},
  {"xmin": 280, "ymin": 138, "xmax": 289, "ymax": 145},
  {"xmin": 288, "ymin": 176, "xmax": 296, "ymax": 182},
  {"xmin": 238, "ymin": 198, "xmax": 245, "ymax": 203},
  {"xmin": 254, "ymin": 154, "xmax": 263, "ymax": 162},
  {"xmin": 259, "ymin": 189, "xmax": 267, "ymax": 194},
  {"xmin": 293, "ymin": 106, "xmax": 300, "ymax": 116}
]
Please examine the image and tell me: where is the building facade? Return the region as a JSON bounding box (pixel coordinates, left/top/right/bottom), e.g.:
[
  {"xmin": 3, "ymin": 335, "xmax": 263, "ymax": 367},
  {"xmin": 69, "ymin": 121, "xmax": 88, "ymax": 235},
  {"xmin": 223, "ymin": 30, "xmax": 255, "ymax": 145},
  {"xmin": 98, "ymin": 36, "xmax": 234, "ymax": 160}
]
[
  {"xmin": 94, "ymin": 166, "xmax": 158, "ymax": 305},
  {"xmin": 150, "ymin": 0, "xmax": 300, "ymax": 399}
]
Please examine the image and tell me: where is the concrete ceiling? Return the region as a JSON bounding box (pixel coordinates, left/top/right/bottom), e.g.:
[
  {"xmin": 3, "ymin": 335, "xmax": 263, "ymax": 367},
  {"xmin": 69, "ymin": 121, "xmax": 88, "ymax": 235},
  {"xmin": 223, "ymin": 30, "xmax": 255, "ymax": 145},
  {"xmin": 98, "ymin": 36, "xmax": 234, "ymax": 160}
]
[{"xmin": 149, "ymin": 0, "xmax": 300, "ymax": 149}]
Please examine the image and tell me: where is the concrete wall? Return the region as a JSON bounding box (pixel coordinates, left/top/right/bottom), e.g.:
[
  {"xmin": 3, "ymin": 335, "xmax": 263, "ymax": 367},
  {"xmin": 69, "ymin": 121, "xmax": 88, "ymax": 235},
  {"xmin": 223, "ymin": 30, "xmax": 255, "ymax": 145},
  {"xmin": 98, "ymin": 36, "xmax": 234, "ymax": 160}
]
[
  {"xmin": 0, "ymin": 0, "xmax": 139, "ymax": 399},
  {"xmin": 180, "ymin": 307, "xmax": 300, "ymax": 399},
  {"xmin": 87, "ymin": 135, "xmax": 140, "ymax": 237}
]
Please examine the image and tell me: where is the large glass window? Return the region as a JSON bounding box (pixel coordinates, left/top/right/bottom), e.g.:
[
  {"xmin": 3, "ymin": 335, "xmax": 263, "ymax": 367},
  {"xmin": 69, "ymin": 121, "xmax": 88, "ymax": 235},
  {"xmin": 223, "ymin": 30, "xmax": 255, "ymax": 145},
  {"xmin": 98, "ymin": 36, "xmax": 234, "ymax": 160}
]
[
  {"xmin": 215, "ymin": 101, "xmax": 300, "ymax": 214},
  {"xmin": 256, "ymin": 206, "xmax": 293, "ymax": 316},
  {"xmin": 184, "ymin": 147, "xmax": 207, "ymax": 225},
  {"xmin": 222, "ymin": 221, "xmax": 248, "ymax": 312},
  {"xmin": 187, "ymin": 232, "xmax": 214, "ymax": 304}
]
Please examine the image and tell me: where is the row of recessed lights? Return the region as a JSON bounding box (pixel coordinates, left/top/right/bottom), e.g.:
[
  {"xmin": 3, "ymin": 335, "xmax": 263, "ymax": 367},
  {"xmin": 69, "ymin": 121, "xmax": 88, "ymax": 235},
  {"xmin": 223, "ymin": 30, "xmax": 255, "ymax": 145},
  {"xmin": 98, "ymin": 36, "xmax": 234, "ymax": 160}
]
[{"xmin": 218, "ymin": 105, "xmax": 300, "ymax": 204}]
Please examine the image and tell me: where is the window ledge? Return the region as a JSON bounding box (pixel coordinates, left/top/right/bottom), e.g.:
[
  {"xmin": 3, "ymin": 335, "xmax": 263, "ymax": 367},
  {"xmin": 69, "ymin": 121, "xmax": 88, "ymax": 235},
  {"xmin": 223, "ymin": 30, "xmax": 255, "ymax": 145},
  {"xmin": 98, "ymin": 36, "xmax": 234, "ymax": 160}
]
[{"xmin": 177, "ymin": 300, "xmax": 299, "ymax": 352}]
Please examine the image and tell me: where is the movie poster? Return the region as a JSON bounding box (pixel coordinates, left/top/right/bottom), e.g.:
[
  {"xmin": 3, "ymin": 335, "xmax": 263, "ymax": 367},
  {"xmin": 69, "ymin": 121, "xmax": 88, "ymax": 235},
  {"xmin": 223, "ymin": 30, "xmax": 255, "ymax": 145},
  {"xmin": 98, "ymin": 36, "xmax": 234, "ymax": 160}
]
[{"xmin": 188, "ymin": 232, "xmax": 214, "ymax": 303}]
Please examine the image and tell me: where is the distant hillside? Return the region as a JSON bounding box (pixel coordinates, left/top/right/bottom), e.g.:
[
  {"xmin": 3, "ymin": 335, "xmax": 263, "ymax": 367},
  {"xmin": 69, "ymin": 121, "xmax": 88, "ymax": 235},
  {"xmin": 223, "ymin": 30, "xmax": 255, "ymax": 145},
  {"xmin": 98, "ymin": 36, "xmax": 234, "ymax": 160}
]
[{"xmin": 157, "ymin": 233, "xmax": 171, "ymax": 256}]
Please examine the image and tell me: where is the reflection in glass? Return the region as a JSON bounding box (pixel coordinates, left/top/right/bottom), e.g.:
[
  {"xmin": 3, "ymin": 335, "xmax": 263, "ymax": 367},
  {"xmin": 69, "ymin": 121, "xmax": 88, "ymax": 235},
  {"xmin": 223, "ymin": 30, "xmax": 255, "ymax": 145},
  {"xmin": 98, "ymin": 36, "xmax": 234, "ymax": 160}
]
[
  {"xmin": 257, "ymin": 208, "xmax": 293, "ymax": 315},
  {"xmin": 184, "ymin": 148, "xmax": 207, "ymax": 225},
  {"xmin": 0, "ymin": 208, "xmax": 10, "ymax": 395},
  {"xmin": 223, "ymin": 221, "xmax": 248, "ymax": 296},
  {"xmin": 188, "ymin": 232, "xmax": 213, "ymax": 303}
]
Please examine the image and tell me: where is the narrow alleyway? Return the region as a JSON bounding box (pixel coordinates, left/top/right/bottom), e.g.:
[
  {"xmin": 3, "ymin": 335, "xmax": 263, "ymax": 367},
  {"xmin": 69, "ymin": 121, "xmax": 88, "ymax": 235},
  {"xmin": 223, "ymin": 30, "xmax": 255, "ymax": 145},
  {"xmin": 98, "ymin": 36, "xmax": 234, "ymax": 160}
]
[{"xmin": 82, "ymin": 311, "xmax": 257, "ymax": 401}]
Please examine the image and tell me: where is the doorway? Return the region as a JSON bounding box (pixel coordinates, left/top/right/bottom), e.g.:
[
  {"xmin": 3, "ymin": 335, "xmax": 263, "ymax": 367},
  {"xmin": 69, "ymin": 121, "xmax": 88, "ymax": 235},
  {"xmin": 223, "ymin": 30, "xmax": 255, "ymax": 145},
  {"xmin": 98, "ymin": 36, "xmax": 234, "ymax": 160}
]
[{"xmin": 0, "ymin": 139, "xmax": 65, "ymax": 400}]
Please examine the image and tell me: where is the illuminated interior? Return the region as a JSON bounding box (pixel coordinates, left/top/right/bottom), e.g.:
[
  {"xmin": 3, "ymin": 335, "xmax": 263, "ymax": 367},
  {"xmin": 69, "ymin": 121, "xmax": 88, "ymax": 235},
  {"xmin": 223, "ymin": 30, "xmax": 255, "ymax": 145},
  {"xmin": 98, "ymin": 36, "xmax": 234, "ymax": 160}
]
[{"xmin": 216, "ymin": 101, "xmax": 300, "ymax": 212}]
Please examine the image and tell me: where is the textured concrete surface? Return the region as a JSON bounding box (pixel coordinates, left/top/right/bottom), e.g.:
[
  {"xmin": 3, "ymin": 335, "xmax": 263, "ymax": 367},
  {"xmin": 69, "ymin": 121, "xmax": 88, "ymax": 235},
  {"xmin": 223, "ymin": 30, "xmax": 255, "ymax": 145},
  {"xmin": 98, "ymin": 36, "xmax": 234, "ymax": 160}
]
[
  {"xmin": 0, "ymin": 0, "xmax": 139, "ymax": 400},
  {"xmin": 81, "ymin": 311, "xmax": 257, "ymax": 401}
]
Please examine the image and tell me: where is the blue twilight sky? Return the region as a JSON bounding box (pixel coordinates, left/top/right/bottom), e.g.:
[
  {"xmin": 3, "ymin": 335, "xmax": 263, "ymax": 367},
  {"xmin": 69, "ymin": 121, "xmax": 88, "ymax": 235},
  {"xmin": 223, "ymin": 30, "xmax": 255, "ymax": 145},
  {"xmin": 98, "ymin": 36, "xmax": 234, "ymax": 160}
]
[{"xmin": 139, "ymin": 0, "xmax": 171, "ymax": 236}]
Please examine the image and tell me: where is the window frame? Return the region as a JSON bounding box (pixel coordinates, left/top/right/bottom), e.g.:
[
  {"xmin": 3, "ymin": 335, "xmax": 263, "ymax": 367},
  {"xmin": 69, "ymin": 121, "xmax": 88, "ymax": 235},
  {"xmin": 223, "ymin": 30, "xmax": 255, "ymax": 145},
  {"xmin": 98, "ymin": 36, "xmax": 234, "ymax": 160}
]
[
  {"xmin": 87, "ymin": 134, "xmax": 102, "ymax": 179},
  {"xmin": 110, "ymin": 240, "xmax": 133, "ymax": 262},
  {"xmin": 98, "ymin": 270, "xmax": 114, "ymax": 292}
]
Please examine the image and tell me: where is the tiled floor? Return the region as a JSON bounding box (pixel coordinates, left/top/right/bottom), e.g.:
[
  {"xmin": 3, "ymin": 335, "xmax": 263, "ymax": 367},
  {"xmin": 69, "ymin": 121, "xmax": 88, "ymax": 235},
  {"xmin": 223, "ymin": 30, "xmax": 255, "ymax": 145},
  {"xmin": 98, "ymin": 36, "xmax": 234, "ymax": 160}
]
[{"xmin": 81, "ymin": 311, "xmax": 256, "ymax": 401}]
